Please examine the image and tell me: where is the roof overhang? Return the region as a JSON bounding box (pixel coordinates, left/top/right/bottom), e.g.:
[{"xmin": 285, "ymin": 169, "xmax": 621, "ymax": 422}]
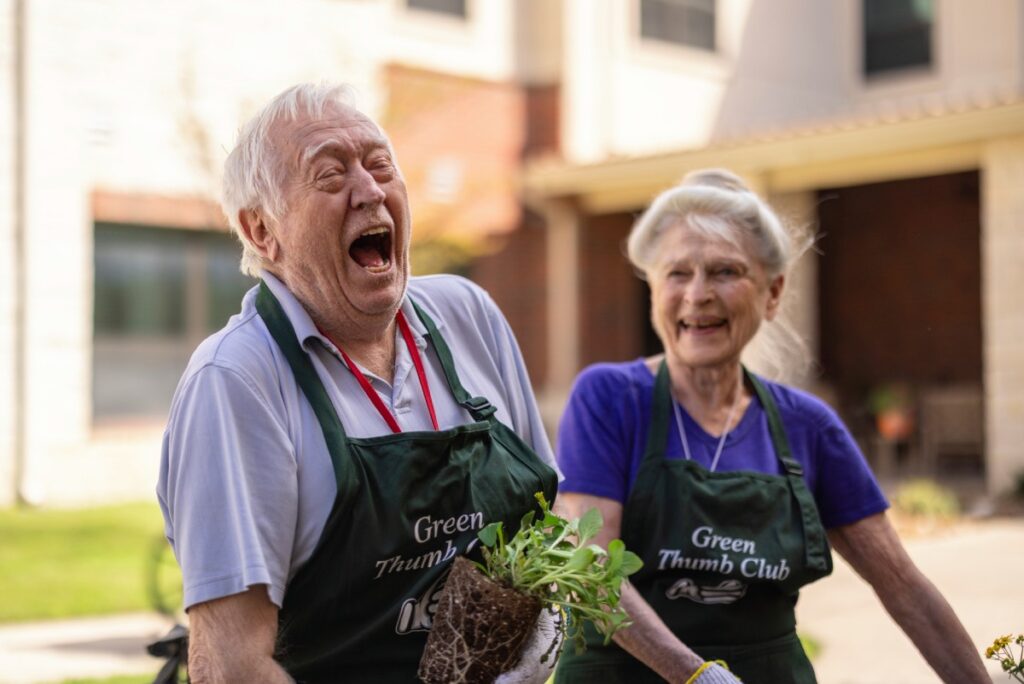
[{"xmin": 524, "ymin": 100, "xmax": 1024, "ymax": 214}]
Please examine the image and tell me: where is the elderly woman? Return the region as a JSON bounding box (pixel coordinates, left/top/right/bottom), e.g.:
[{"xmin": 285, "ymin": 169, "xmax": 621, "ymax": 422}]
[{"xmin": 553, "ymin": 170, "xmax": 987, "ymax": 684}]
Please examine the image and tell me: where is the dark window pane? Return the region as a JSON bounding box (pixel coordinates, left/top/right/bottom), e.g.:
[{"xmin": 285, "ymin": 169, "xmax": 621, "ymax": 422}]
[
  {"xmin": 863, "ymin": 0, "xmax": 933, "ymax": 76},
  {"xmin": 641, "ymin": 0, "xmax": 715, "ymax": 52},
  {"xmin": 94, "ymin": 224, "xmax": 187, "ymax": 337},
  {"xmin": 406, "ymin": 0, "xmax": 466, "ymax": 18},
  {"xmin": 205, "ymin": 234, "xmax": 256, "ymax": 332},
  {"xmin": 93, "ymin": 342, "xmax": 193, "ymax": 419},
  {"xmin": 92, "ymin": 224, "xmax": 253, "ymax": 420}
]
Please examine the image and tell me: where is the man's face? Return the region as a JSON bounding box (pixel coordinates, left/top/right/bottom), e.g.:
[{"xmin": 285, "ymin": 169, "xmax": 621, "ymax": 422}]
[{"xmin": 267, "ymin": 102, "xmax": 411, "ymax": 325}]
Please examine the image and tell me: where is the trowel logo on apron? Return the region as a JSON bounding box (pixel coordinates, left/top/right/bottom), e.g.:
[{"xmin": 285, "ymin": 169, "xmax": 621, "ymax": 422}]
[
  {"xmin": 396, "ymin": 567, "xmax": 449, "ymax": 634},
  {"xmin": 394, "ymin": 536, "xmax": 482, "ymax": 635}
]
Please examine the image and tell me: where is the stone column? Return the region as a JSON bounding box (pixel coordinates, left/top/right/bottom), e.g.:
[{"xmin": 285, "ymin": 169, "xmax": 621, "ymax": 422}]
[
  {"xmin": 539, "ymin": 199, "xmax": 581, "ymax": 430},
  {"xmin": 981, "ymin": 137, "xmax": 1024, "ymax": 496}
]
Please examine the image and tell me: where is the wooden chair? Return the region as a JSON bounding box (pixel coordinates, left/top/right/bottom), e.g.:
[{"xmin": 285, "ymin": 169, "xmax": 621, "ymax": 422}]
[{"xmin": 918, "ymin": 384, "xmax": 984, "ymax": 475}]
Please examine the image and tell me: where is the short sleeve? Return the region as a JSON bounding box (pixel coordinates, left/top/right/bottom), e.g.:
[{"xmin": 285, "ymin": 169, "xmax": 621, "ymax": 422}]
[
  {"xmin": 556, "ymin": 366, "xmax": 634, "ymax": 503},
  {"xmin": 158, "ymin": 363, "xmax": 299, "ymax": 609},
  {"xmin": 811, "ymin": 408, "xmax": 890, "ymax": 529},
  {"xmin": 478, "ymin": 291, "xmax": 560, "ymax": 474}
]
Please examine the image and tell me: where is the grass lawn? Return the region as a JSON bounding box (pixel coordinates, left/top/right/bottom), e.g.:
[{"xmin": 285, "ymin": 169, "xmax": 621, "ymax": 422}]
[{"xmin": 0, "ymin": 502, "xmax": 176, "ymax": 623}]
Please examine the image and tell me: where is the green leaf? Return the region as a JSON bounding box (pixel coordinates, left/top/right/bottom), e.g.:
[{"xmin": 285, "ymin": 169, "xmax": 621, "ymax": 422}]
[
  {"xmin": 566, "ymin": 546, "xmax": 596, "ymax": 571},
  {"xmin": 542, "ymin": 510, "xmax": 563, "ymax": 527},
  {"xmin": 605, "ymin": 539, "xmax": 624, "ymax": 574},
  {"xmin": 478, "ymin": 522, "xmax": 501, "ymax": 548},
  {"xmin": 519, "ymin": 509, "xmax": 536, "ymax": 531},
  {"xmin": 577, "ymin": 507, "xmax": 603, "ymax": 543},
  {"xmin": 619, "ymin": 551, "xmax": 644, "ymax": 576}
]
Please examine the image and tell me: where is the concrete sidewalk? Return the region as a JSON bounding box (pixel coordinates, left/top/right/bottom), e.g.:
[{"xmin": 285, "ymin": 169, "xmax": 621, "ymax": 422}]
[
  {"xmin": 0, "ymin": 612, "xmax": 173, "ymax": 684},
  {"xmin": 797, "ymin": 517, "xmax": 1023, "ymax": 683},
  {"xmin": 0, "ymin": 517, "xmax": 1020, "ymax": 684}
]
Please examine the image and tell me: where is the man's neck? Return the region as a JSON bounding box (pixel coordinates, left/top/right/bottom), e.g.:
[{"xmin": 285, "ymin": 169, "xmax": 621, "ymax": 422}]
[{"xmin": 329, "ymin": 324, "xmax": 398, "ymax": 384}]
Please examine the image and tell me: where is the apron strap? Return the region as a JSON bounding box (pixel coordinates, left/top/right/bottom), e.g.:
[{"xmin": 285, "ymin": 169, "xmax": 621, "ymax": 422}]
[
  {"xmin": 746, "ymin": 371, "xmax": 831, "ymax": 572},
  {"xmin": 256, "ymin": 281, "xmax": 352, "ymax": 488},
  {"xmin": 410, "ymin": 300, "xmax": 498, "ymax": 423},
  {"xmin": 643, "ymin": 359, "xmax": 829, "ymax": 572},
  {"xmin": 641, "ymin": 360, "xmax": 674, "ymax": 466}
]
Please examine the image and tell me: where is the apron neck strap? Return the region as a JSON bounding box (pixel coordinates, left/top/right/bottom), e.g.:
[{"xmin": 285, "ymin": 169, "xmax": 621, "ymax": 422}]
[
  {"xmin": 744, "ymin": 370, "xmax": 831, "ymax": 571},
  {"xmin": 643, "ymin": 359, "xmax": 830, "ymax": 571},
  {"xmin": 410, "ymin": 299, "xmax": 498, "ymax": 423},
  {"xmin": 256, "ymin": 281, "xmax": 352, "ymax": 480},
  {"xmin": 642, "ymin": 360, "xmax": 674, "ymax": 465}
]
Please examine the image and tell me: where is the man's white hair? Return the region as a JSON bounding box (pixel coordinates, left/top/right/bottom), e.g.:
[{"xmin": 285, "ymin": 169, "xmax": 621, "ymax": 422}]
[{"xmin": 221, "ymin": 82, "xmax": 357, "ymax": 276}]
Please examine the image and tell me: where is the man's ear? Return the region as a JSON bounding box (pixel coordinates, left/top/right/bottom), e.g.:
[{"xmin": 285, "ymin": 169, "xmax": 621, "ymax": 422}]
[
  {"xmin": 238, "ymin": 208, "xmax": 280, "ymax": 262},
  {"xmin": 765, "ymin": 274, "xmax": 785, "ymax": 321}
]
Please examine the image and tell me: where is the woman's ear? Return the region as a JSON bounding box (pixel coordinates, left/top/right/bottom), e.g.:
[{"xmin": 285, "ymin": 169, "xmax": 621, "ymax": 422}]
[
  {"xmin": 238, "ymin": 208, "xmax": 280, "ymax": 262},
  {"xmin": 765, "ymin": 274, "xmax": 785, "ymax": 321}
]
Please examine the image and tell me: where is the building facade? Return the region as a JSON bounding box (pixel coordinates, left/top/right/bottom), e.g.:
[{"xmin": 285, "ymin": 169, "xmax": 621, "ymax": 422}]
[{"xmin": 1, "ymin": 0, "xmax": 1022, "ymax": 506}]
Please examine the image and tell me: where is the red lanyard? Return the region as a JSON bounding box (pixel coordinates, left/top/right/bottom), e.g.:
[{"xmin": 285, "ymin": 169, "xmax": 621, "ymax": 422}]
[{"xmin": 318, "ymin": 311, "xmax": 439, "ymax": 434}]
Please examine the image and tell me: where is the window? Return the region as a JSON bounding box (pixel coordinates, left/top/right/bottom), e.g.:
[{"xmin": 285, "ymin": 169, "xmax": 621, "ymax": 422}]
[
  {"xmin": 92, "ymin": 224, "xmax": 255, "ymax": 420},
  {"xmin": 406, "ymin": 0, "xmax": 466, "ymax": 19},
  {"xmin": 640, "ymin": 0, "xmax": 715, "ymax": 52},
  {"xmin": 863, "ymin": 0, "xmax": 934, "ymax": 77}
]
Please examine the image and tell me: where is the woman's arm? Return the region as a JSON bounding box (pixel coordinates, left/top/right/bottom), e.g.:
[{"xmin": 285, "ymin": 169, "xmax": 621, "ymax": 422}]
[
  {"xmin": 827, "ymin": 512, "xmax": 988, "ymax": 684},
  {"xmin": 187, "ymin": 585, "xmax": 295, "ymax": 684},
  {"xmin": 556, "ymin": 493, "xmax": 729, "ymax": 684}
]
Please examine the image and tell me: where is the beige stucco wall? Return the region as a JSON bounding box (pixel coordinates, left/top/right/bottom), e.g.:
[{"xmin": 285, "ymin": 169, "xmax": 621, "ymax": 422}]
[
  {"xmin": 982, "ymin": 136, "xmax": 1024, "ymax": 496},
  {"xmin": 0, "ymin": 0, "xmax": 18, "ymax": 507},
  {"xmin": 561, "ymin": 0, "xmax": 1024, "ymax": 163},
  {"xmin": 10, "ymin": 0, "xmax": 528, "ymax": 506}
]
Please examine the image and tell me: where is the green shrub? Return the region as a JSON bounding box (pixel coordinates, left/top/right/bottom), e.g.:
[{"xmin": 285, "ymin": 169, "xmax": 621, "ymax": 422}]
[
  {"xmin": 892, "ymin": 479, "xmax": 960, "ymax": 518},
  {"xmin": 799, "ymin": 632, "xmax": 822, "ymax": 661}
]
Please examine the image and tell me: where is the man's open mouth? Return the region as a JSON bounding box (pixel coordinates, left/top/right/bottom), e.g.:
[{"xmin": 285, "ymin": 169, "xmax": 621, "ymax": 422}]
[{"xmin": 349, "ymin": 227, "xmax": 393, "ymax": 272}]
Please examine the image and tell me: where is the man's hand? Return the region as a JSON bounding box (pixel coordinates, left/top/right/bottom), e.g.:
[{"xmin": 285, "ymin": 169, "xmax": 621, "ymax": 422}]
[{"xmin": 494, "ymin": 606, "xmax": 563, "ymax": 684}]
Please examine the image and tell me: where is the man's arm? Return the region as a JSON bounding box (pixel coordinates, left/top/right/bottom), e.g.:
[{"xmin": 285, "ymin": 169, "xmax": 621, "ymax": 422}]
[
  {"xmin": 555, "ymin": 493, "xmax": 727, "ymax": 684},
  {"xmin": 827, "ymin": 512, "xmax": 988, "ymax": 684},
  {"xmin": 187, "ymin": 585, "xmax": 294, "ymax": 684}
]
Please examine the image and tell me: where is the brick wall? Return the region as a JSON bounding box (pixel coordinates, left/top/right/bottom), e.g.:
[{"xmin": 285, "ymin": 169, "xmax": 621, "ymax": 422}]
[
  {"xmin": 383, "ymin": 63, "xmax": 527, "ymax": 242},
  {"xmin": 817, "ymin": 171, "xmax": 982, "ymax": 397},
  {"xmin": 578, "ymin": 211, "xmax": 647, "ymax": 368},
  {"xmin": 470, "ymin": 210, "xmax": 549, "ymax": 387}
]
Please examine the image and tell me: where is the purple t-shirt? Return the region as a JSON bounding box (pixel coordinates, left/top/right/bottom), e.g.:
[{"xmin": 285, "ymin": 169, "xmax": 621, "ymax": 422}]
[{"xmin": 556, "ymin": 360, "xmax": 888, "ymax": 530}]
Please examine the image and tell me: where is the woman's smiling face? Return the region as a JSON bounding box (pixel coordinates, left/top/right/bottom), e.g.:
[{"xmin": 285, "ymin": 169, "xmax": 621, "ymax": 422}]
[{"xmin": 648, "ymin": 218, "xmax": 784, "ymax": 371}]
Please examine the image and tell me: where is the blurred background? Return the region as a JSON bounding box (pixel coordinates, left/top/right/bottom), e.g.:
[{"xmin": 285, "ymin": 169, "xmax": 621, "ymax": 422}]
[{"xmin": 1, "ymin": 0, "xmax": 1023, "ymax": 681}]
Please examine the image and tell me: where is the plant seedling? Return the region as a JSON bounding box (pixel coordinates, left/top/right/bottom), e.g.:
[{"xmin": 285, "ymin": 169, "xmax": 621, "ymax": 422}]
[{"xmin": 476, "ymin": 491, "xmax": 643, "ymax": 655}]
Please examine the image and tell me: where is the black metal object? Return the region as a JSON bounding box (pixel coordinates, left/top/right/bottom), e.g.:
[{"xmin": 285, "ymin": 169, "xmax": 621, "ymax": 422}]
[{"xmin": 147, "ymin": 623, "xmax": 189, "ymax": 684}]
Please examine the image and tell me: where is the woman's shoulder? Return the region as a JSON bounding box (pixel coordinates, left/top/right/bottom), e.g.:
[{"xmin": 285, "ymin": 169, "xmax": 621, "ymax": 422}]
[
  {"xmin": 572, "ymin": 359, "xmax": 653, "ymax": 397},
  {"xmin": 754, "ymin": 375, "xmax": 845, "ymax": 431}
]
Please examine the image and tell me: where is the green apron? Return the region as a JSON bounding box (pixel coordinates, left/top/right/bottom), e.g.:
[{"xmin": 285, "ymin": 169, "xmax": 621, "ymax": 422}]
[
  {"xmin": 255, "ymin": 282, "xmax": 558, "ymax": 683},
  {"xmin": 557, "ymin": 362, "xmax": 832, "ymax": 684}
]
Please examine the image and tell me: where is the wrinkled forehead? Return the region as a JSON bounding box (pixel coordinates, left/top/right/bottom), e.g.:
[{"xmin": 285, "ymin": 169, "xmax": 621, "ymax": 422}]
[
  {"xmin": 655, "ymin": 214, "xmax": 754, "ymax": 260},
  {"xmin": 272, "ymin": 102, "xmax": 392, "ymax": 170}
]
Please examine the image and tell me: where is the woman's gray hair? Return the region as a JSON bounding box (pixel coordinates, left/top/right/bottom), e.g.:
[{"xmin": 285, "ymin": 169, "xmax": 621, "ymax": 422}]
[
  {"xmin": 627, "ymin": 168, "xmax": 793, "ymax": 278},
  {"xmin": 221, "ymin": 82, "xmax": 357, "ymax": 276},
  {"xmin": 628, "ymin": 169, "xmax": 814, "ymax": 380}
]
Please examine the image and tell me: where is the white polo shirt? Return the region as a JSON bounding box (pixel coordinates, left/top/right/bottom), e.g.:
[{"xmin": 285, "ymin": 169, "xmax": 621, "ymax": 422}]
[{"xmin": 158, "ymin": 272, "xmax": 559, "ymax": 610}]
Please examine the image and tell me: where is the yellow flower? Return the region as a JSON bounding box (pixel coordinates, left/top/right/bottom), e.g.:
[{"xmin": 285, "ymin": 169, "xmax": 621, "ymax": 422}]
[{"xmin": 991, "ymin": 635, "xmax": 1012, "ymax": 651}]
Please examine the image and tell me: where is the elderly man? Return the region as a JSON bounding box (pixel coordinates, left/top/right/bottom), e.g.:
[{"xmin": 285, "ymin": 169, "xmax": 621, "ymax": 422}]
[{"xmin": 157, "ymin": 83, "xmax": 559, "ymax": 682}]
